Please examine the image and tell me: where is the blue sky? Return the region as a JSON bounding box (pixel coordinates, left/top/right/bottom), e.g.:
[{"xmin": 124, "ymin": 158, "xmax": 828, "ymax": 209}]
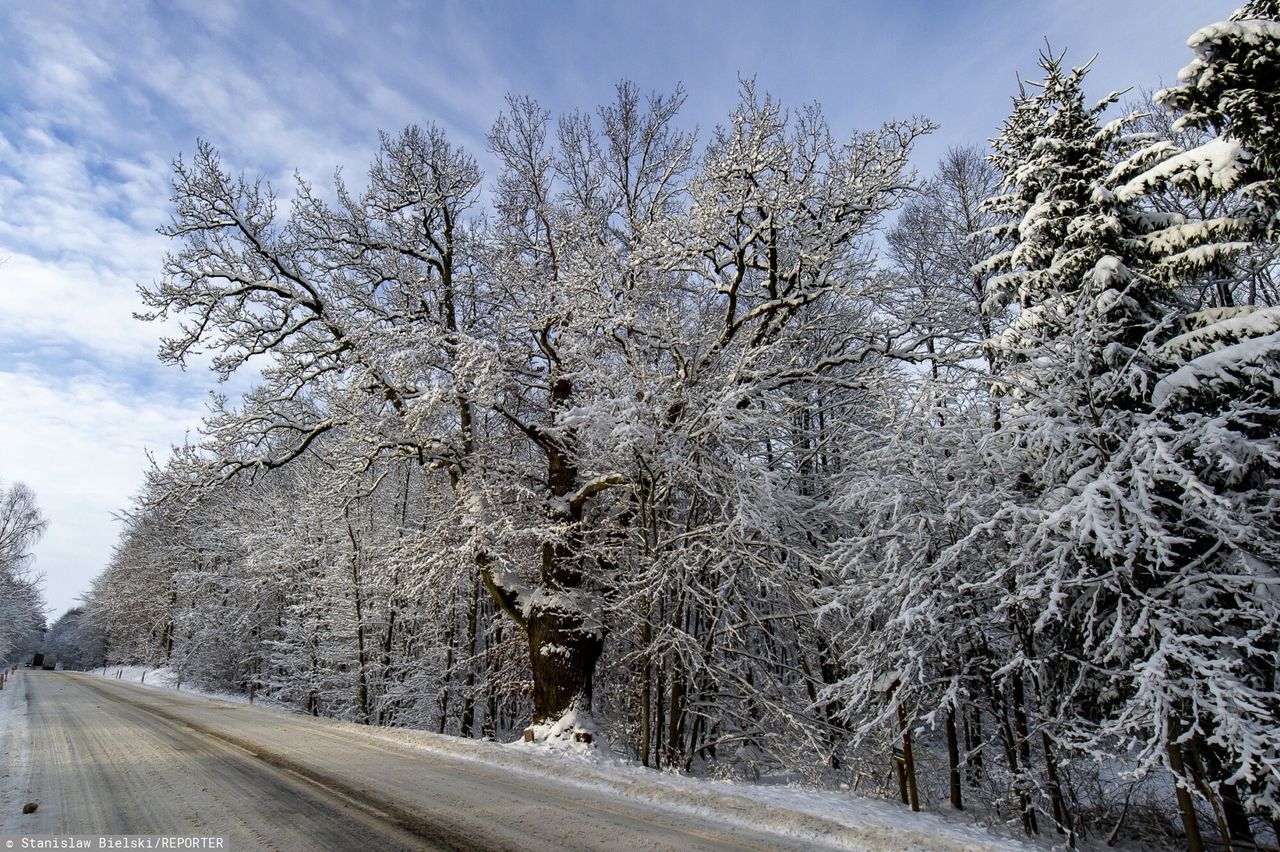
[{"xmin": 0, "ymin": 0, "xmax": 1240, "ymax": 621}]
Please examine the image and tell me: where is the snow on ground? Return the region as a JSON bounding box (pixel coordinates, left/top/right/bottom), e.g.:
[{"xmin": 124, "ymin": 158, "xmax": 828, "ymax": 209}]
[
  {"xmin": 91, "ymin": 665, "xmax": 231, "ymax": 698},
  {"xmin": 87, "ymin": 665, "xmax": 291, "ymax": 711},
  {"xmin": 364, "ymin": 723, "xmax": 1036, "ymax": 851},
  {"xmin": 87, "ymin": 666, "xmax": 1034, "ymax": 850},
  {"xmin": 0, "ymin": 667, "xmax": 32, "ymax": 833}
]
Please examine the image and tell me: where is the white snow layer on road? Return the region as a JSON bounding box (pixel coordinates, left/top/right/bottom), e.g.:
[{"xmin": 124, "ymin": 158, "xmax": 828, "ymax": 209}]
[
  {"xmin": 87, "ymin": 666, "xmax": 1031, "ymax": 850},
  {"xmin": 0, "ymin": 668, "xmax": 32, "ymax": 833}
]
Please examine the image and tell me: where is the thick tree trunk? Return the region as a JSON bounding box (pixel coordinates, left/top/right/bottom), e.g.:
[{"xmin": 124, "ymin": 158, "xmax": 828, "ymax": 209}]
[
  {"xmin": 526, "ymin": 606, "xmax": 603, "ymax": 727},
  {"xmin": 523, "ymin": 376, "xmax": 606, "ymax": 733},
  {"xmin": 523, "ymin": 537, "xmax": 604, "ymax": 730}
]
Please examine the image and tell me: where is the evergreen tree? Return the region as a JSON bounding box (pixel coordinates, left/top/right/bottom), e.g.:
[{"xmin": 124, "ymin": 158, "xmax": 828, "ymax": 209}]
[
  {"xmin": 976, "ymin": 34, "xmax": 1280, "ymax": 849},
  {"xmin": 1158, "ymin": 0, "xmax": 1280, "ymax": 237}
]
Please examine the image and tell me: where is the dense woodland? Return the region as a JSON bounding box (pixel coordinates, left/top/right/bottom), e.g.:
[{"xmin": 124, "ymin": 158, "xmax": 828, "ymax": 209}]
[{"xmin": 24, "ymin": 2, "xmax": 1280, "ymax": 848}]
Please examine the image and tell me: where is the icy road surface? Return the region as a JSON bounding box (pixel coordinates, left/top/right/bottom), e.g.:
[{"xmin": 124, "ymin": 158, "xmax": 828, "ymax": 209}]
[{"xmin": 3, "ymin": 671, "xmax": 1016, "ymax": 851}]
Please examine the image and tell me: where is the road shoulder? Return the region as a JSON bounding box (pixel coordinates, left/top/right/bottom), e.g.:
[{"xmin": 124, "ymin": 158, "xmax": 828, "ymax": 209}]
[{"xmin": 0, "ymin": 668, "xmax": 33, "ymax": 833}]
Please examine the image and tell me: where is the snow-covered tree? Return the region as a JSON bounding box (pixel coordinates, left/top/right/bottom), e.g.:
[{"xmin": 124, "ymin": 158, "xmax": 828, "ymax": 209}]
[
  {"xmin": 134, "ymin": 82, "xmax": 928, "ymax": 744},
  {"xmin": 974, "ymin": 33, "xmax": 1280, "ymax": 847},
  {"xmin": 1120, "ymin": 90, "xmax": 1279, "ymax": 309},
  {"xmin": 823, "ymin": 38, "xmax": 1280, "ymax": 845},
  {"xmin": 0, "ymin": 479, "xmax": 47, "ymax": 664},
  {"xmin": 44, "ymin": 608, "xmax": 105, "ymax": 670},
  {"xmin": 1103, "ymin": 4, "xmax": 1280, "ymax": 844},
  {"xmin": 1157, "ymin": 0, "xmax": 1280, "ymax": 238},
  {"xmin": 71, "ymin": 17, "xmax": 1275, "ymax": 842},
  {"xmin": 887, "ymin": 145, "xmax": 1006, "ymax": 378}
]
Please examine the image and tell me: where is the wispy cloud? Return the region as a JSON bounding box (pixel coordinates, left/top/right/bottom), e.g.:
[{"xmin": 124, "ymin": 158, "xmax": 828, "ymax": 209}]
[{"xmin": 0, "ymin": 370, "xmax": 202, "ymax": 614}]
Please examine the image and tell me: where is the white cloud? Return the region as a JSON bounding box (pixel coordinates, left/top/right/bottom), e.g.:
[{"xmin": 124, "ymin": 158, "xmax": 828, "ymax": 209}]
[
  {"xmin": 0, "ymin": 370, "xmax": 204, "ymax": 619},
  {"xmin": 0, "ymin": 252, "xmax": 164, "ymax": 360}
]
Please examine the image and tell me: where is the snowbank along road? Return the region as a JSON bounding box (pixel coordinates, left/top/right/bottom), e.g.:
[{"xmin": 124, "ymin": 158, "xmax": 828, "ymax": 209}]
[{"xmin": 2, "ymin": 671, "xmax": 1012, "ymax": 851}]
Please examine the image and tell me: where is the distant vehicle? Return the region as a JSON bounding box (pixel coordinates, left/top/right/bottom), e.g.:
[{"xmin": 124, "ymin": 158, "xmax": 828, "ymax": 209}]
[
  {"xmin": 29, "ymin": 653, "xmax": 44, "ymax": 668},
  {"xmin": 42, "ymin": 660, "xmax": 56, "ymax": 670}
]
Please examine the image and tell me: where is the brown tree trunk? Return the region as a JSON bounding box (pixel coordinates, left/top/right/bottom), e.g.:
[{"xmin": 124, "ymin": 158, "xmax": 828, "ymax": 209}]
[
  {"xmin": 437, "ymin": 605, "xmax": 457, "ymax": 734},
  {"xmin": 526, "ymin": 608, "xmax": 602, "ymax": 726},
  {"xmin": 888, "ymin": 682, "xmax": 920, "ymax": 812},
  {"xmin": 899, "ymin": 703, "xmax": 920, "ymax": 812},
  {"xmin": 1167, "ymin": 715, "xmax": 1205, "ymax": 852},
  {"xmin": 988, "ymin": 672, "xmax": 1031, "ymax": 835},
  {"xmin": 655, "ymin": 661, "xmax": 666, "ymax": 769},
  {"xmin": 162, "ymin": 585, "xmax": 178, "ymax": 661},
  {"xmin": 524, "ymin": 377, "xmax": 606, "ymax": 732},
  {"xmin": 665, "ymin": 666, "xmax": 687, "ymax": 767},
  {"xmin": 483, "ymin": 618, "xmax": 501, "ymax": 740},
  {"xmin": 525, "ymin": 519, "xmax": 603, "ymax": 728},
  {"xmin": 1187, "ymin": 735, "xmax": 1234, "ymax": 852},
  {"xmin": 1043, "ymin": 731, "xmax": 1072, "ymax": 844}
]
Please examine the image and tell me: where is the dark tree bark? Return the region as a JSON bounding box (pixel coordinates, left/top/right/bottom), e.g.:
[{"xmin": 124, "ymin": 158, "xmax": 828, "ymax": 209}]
[
  {"xmin": 1167, "ymin": 715, "xmax": 1206, "ymax": 852},
  {"xmin": 946, "ymin": 707, "xmax": 964, "ymax": 811},
  {"xmin": 459, "ymin": 576, "xmax": 481, "ymax": 738},
  {"xmin": 344, "ymin": 514, "xmax": 371, "ymax": 725},
  {"xmin": 522, "ymin": 377, "xmax": 608, "ymax": 729}
]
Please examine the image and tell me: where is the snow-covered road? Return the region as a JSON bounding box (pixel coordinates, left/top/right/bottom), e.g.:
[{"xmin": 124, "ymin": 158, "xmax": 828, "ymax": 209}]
[{"xmin": 3, "ymin": 672, "xmax": 1020, "ymax": 851}]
